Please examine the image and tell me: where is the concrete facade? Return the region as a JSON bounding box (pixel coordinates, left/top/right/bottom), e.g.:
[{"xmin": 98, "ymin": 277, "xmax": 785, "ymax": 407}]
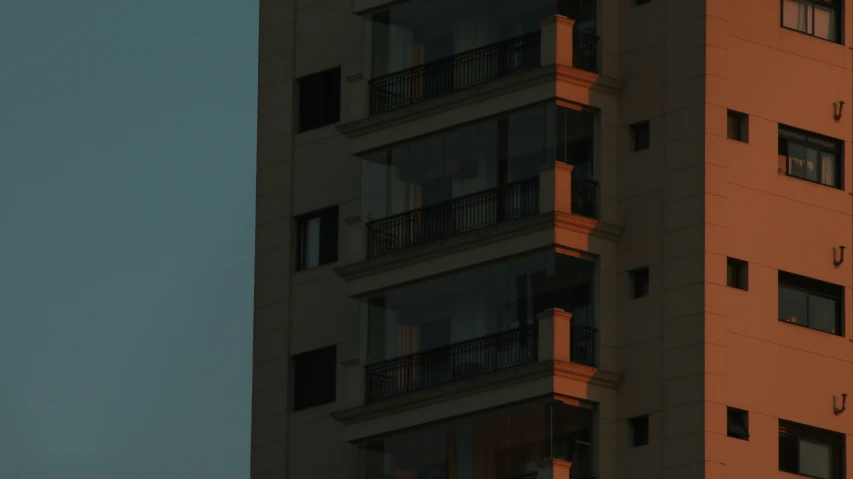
[{"xmin": 254, "ymin": 0, "xmax": 853, "ymax": 478}]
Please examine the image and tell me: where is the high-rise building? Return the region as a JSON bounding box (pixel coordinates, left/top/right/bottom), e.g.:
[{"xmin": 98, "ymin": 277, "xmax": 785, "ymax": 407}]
[{"xmin": 253, "ymin": 0, "xmax": 852, "ymax": 478}]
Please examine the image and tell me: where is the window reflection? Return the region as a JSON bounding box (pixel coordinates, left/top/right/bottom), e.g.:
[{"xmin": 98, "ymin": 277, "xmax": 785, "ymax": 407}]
[
  {"xmin": 361, "ymin": 399, "xmax": 594, "ymax": 479},
  {"xmin": 363, "ymin": 251, "xmax": 594, "ymax": 362}
]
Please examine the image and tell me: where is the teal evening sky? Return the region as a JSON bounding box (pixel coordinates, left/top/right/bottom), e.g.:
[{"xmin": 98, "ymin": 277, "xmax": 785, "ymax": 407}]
[{"xmin": 0, "ymin": 1, "xmax": 257, "ymax": 477}]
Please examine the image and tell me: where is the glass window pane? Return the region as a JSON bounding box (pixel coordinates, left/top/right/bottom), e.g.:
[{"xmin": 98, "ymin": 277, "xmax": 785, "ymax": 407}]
[
  {"xmin": 808, "ymin": 294, "xmax": 838, "ymax": 334},
  {"xmin": 788, "ymin": 143, "xmax": 808, "ymax": 179},
  {"xmin": 782, "ymin": 0, "xmax": 811, "ymax": 32},
  {"xmin": 727, "ymin": 115, "xmax": 740, "ymax": 140},
  {"xmin": 820, "ymin": 151, "xmax": 837, "ymax": 187},
  {"xmin": 813, "ymin": 4, "xmax": 837, "ymax": 41},
  {"xmin": 799, "ymin": 438, "xmax": 832, "ymax": 479},
  {"xmin": 779, "ymin": 285, "xmax": 808, "ymax": 325},
  {"xmin": 805, "ymin": 147, "xmax": 819, "ymax": 182},
  {"xmin": 507, "ymin": 106, "xmax": 546, "ymax": 182},
  {"xmin": 304, "ymin": 217, "xmax": 321, "ymax": 268}
]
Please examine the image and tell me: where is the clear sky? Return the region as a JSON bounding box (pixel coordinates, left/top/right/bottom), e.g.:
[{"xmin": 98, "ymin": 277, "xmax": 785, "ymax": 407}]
[{"xmin": 0, "ymin": 1, "xmax": 257, "ymax": 478}]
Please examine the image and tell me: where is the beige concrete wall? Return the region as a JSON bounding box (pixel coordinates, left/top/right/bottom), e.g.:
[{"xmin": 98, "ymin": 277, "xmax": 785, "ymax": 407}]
[
  {"xmin": 254, "ymin": 0, "xmax": 363, "ymax": 478},
  {"xmin": 614, "ymin": 1, "xmax": 717, "ymax": 478},
  {"xmin": 248, "ymin": 0, "xmax": 853, "ymax": 477}
]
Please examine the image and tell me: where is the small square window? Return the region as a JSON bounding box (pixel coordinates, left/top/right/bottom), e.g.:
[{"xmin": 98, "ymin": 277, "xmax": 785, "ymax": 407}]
[
  {"xmin": 630, "ymin": 415, "xmax": 649, "ymax": 447},
  {"xmin": 293, "ymin": 346, "xmax": 337, "ymax": 410},
  {"xmin": 630, "ymin": 267, "xmax": 649, "ymax": 298},
  {"xmin": 631, "ymin": 121, "xmax": 650, "ymax": 151},
  {"xmin": 297, "ymin": 67, "xmax": 341, "ymax": 132},
  {"xmin": 727, "ymin": 110, "xmax": 748, "ymax": 142},
  {"xmin": 297, "ymin": 206, "xmax": 339, "ymax": 270},
  {"xmin": 727, "ymin": 407, "xmax": 749, "ymax": 440},
  {"xmin": 727, "ymin": 257, "xmax": 748, "ymax": 290}
]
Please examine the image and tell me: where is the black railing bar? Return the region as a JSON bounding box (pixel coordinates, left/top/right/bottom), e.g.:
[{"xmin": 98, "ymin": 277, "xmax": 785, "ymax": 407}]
[
  {"xmin": 571, "ymin": 324, "xmax": 599, "ymax": 332},
  {"xmin": 365, "ymin": 325, "xmax": 535, "ymax": 370},
  {"xmin": 365, "ymin": 177, "xmax": 539, "ymax": 228},
  {"xmin": 369, "ymin": 32, "xmax": 542, "ymax": 86}
]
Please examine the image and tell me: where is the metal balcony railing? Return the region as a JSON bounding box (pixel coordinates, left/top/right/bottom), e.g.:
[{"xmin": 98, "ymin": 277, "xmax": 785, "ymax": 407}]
[
  {"xmin": 369, "ymin": 32, "xmax": 542, "ymax": 115},
  {"xmin": 571, "ymin": 177, "xmax": 598, "ymax": 219},
  {"xmin": 365, "ymin": 325, "xmax": 538, "ymax": 401},
  {"xmin": 573, "ymin": 30, "xmax": 598, "ymax": 73},
  {"xmin": 366, "ymin": 177, "xmax": 540, "ymax": 258},
  {"xmin": 570, "ymin": 324, "xmax": 597, "ymax": 367}
]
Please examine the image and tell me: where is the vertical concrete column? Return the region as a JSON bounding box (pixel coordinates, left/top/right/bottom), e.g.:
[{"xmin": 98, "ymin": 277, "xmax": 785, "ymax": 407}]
[
  {"xmin": 537, "ymin": 308, "xmax": 573, "ymax": 362},
  {"xmin": 536, "ymin": 458, "xmax": 572, "ymax": 479},
  {"xmin": 341, "ymin": 62, "xmax": 370, "ymax": 123},
  {"xmin": 340, "ymin": 338, "xmax": 366, "ymax": 408},
  {"xmin": 343, "ymin": 213, "xmax": 367, "ymax": 264},
  {"xmin": 538, "ymin": 162, "xmax": 574, "ymax": 215},
  {"xmin": 540, "ymin": 15, "xmax": 575, "ymax": 68}
]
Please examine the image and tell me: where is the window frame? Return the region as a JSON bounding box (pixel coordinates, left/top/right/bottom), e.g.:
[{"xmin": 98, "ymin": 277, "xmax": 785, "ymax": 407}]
[
  {"xmin": 727, "ymin": 257, "xmax": 748, "ymax": 291},
  {"xmin": 778, "ymin": 125, "xmax": 843, "ymax": 189},
  {"xmin": 296, "ymin": 206, "xmax": 339, "ymax": 271},
  {"xmin": 727, "ymin": 407, "xmax": 749, "ymax": 440},
  {"xmin": 630, "ymin": 415, "xmax": 649, "ymax": 447},
  {"xmin": 779, "ymin": 419, "xmax": 845, "ymax": 479},
  {"xmin": 297, "ymin": 67, "xmax": 342, "ymax": 133},
  {"xmin": 778, "ymin": 270, "xmax": 844, "ymax": 336},
  {"xmin": 630, "ymin": 267, "xmax": 649, "ymax": 299},
  {"xmin": 780, "ymin": 0, "xmax": 843, "ymax": 44},
  {"xmin": 630, "ymin": 120, "xmax": 650, "ymax": 151},
  {"xmin": 727, "ymin": 110, "xmax": 749, "ymax": 143},
  {"xmin": 292, "ymin": 345, "xmax": 337, "ymax": 411}
]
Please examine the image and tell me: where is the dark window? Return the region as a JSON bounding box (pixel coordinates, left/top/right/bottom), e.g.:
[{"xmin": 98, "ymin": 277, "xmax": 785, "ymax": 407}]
[
  {"xmin": 297, "ymin": 206, "xmax": 338, "ymax": 270},
  {"xmin": 779, "ymin": 125, "xmax": 843, "ymax": 188},
  {"xmin": 630, "ymin": 267, "xmax": 649, "ymax": 298},
  {"xmin": 778, "ymin": 271, "xmax": 843, "ymax": 335},
  {"xmin": 293, "ymin": 346, "xmax": 337, "ymax": 410},
  {"xmin": 635, "ymin": 0, "xmax": 651, "ymax": 5},
  {"xmin": 781, "ymin": 0, "xmax": 841, "ymax": 43},
  {"xmin": 630, "ymin": 415, "xmax": 649, "ymax": 447},
  {"xmin": 727, "ymin": 110, "xmax": 749, "ymax": 142},
  {"xmin": 779, "ymin": 419, "xmax": 845, "ymax": 479},
  {"xmin": 727, "ymin": 257, "xmax": 748, "ymax": 290},
  {"xmin": 631, "ymin": 121, "xmax": 650, "ymax": 151},
  {"xmin": 298, "ymin": 67, "xmax": 341, "ymax": 132},
  {"xmin": 727, "ymin": 407, "xmax": 749, "ymax": 440}
]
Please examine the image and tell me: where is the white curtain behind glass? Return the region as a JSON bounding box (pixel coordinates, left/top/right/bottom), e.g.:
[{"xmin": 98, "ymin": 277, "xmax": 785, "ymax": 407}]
[
  {"xmin": 799, "ymin": 438, "xmax": 831, "ymax": 479},
  {"xmin": 814, "ymin": 4, "xmax": 836, "ymax": 40},
  {"xmin": 783, "ymin": 0, "xmax": 810, "ymax": 32},
  {"xmin": 821, "ymin": 152, "xmax": 835, "ymax": 186}
]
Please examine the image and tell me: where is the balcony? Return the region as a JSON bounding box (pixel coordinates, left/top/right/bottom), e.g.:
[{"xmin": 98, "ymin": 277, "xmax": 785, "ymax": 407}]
[
  {"xmin": 368, "ymin": 17, "xmax": 597, "ymax": 115},
  {"xmin": 365, "ymin": 309, "xmax": 596, "ymax": 402},
  {"xmin": 366, "ymin": 162, "xmax": 597, "ymax": 258},
  {"xmin": 370, "ymin": 33, "xmax": 542, "ymax": 115},
  {"xmin": 359, "ymin": 398, "xmax": 595, "ymax": 479},
  {"xmin": 366, "ymin": 325, "xmax": 537, "ymax": 401}
]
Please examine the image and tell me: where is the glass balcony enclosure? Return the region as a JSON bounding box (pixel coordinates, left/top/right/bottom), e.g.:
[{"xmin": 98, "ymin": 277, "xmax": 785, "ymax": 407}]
[
  {"xmin": 365, "ymin": 0, "xmax": 598, "ymax": 78},
  {"xmin": 361, "ymin": 103, "xmax": 596, "ymax": 256},
  {"xmin": 360, "ymin": 398, "xmax": 595, "ymax": 479},
  {"xmin": 363, "ymin": 0, "xmax": 598, "ymax": 113},
  {"xmin": 361, "ymin": 250, "xmax": 594, "ymax": 364}
]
